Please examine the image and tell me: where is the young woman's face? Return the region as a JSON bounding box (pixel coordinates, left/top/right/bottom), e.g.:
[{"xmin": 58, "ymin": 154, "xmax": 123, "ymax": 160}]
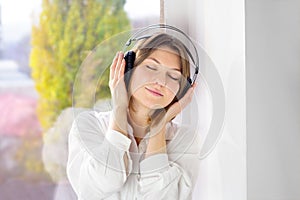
[{"xmin": 129, "ymin": 48, "xmax": 182, "ymax": 110}]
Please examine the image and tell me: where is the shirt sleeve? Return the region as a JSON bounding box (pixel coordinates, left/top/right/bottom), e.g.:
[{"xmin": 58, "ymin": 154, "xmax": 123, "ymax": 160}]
[
  {"xmin": 137, "ymin": 125, "xmax": 201, "ymax": 200},
  {"xmin": 66, "ymin": 111, "xmax": 132, "ymax": 200}
]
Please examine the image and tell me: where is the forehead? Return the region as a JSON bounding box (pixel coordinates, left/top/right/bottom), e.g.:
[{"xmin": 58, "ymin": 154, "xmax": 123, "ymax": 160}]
[{"xmin": 145, "ymin": 48, "xmax": 181, "ymax": 70}]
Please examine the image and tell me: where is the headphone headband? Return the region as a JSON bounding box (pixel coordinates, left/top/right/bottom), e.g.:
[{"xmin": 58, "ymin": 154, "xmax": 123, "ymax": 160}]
[{"xmin": 125, "ymin": 24, "xmax": 199, "ymax": 85}]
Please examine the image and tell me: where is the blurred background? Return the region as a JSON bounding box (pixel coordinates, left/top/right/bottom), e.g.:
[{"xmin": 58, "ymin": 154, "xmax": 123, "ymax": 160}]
[
  {"xmin": 0, "ymin": 0, "xmax": 160, "ymax": 199},
  {"xmin": 0, "ymin": 0, "xmax": 299, "ymax": 200}
]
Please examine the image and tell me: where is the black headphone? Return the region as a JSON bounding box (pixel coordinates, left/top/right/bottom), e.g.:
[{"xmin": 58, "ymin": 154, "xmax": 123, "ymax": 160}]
[{"xmin": 123, "ymin": 24, "xmax": 199, "ymax": 99}]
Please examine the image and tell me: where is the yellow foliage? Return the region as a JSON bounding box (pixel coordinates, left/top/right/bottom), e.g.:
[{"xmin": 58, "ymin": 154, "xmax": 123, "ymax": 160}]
[{"xmin": 30, "ymin": 0, "xmax": 130, "ymax": 129}]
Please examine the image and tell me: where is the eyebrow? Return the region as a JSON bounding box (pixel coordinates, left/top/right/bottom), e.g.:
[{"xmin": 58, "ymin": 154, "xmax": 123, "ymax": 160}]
[{"xmin": 147, "ymin": 57, "xmax": 181, "ymax": 72}]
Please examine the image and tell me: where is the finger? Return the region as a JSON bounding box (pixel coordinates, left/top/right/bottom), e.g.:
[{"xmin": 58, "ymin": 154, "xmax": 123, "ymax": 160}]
[
  {"xmin": 191, "ymin": 82, "xmax": 197, "ymax": 89},
  {"xmin": 179, "ymin": 85, "xmax": 195, "ymax": 107},
  {"xmin": 114, "ymin": 52, "xmax": 124, "ymax": 79},
  {"xmin": 110, "ymin": 52, "xmax": 119, "ymax": 80},
  {"xmin": 166, "ymin": 102, "xmax": 181, "ymax": 120},
  {"xmin": 182, "ymin": 82, "xmax": 197, "ymax": 101},
  {"xmin": 118, "ymin": 58, "xmax": 126, "ymax": 79}
]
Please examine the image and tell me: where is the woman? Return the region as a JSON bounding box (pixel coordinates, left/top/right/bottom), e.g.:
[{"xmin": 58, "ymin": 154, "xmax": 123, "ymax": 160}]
[{"xmin": 67, "ymin": 33, "xmax": 201, "ymax": 200}]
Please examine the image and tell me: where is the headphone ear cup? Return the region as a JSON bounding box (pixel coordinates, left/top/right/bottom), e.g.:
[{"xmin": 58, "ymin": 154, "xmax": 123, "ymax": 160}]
[
  {"xmin": 124, "ymin": 51, "xmax": 136, "ymax": 91},
  {"xmin": 178, "ymin": 77, "xmax": 192, "ymax": 100}
]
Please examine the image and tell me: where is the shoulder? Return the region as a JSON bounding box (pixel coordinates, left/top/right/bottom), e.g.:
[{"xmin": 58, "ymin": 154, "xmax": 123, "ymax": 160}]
[
  {"xmin": 71, "ymin": 110, "xmax": 112, "ymax": 136},
  {"xmin": 74, "ymin": 110, "xmax": 111, "ymax": 124}
]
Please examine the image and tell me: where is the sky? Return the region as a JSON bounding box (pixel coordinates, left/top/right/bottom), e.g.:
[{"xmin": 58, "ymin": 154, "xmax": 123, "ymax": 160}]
[
  {"xmin": 0, "ymin": 0, "xmax": 41, "ymax": 42},
  {"xmin": 0, "ymin": 0, "xmax": 159, "ymax": 42},
  {"xmin": 124, "ymin": 0, "xmax": 159, "ymax": 19}
]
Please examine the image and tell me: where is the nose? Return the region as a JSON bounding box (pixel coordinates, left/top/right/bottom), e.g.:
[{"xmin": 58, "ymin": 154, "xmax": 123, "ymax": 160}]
[{"xmin": 154, "ymin": 71, "xmax": 167, "ymax": 86}]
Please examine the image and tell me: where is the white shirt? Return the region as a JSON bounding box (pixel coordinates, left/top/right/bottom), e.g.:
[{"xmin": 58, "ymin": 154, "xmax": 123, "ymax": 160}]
[{"xmin": 67, "ymin": 110, "xmax": 201, "ymax": 200}]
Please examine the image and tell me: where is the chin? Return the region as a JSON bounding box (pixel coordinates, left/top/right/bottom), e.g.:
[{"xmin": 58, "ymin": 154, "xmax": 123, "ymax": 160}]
[{"xmin": 145, "ymin": 102, "xmax": 165, "ymax": 110}]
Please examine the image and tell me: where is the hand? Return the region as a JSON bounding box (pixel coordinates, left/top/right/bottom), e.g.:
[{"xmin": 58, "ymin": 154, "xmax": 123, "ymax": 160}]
[
  {"xmin": 109, "ymin": 52, "xmax": 128, "ymax": 134},
  {"xmin": 165, "ymin": 83, "xmax": 197, "ymax": 122},
  {"xmin": 109, "ymin": 52, "xmax": 128, "ymax": 111},
  {"xmin": 149, "ymin": 83, "xmax": 197, "ymax": 135}
]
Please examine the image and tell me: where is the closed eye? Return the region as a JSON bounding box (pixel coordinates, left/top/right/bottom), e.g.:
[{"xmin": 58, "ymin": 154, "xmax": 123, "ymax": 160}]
[
  {"xmin": 146, "ymin": 65, "xmax": 158, "ymax": 71},
  {"xmin": 168, "ymin": 73, "xmax": 181, "ymax": 81}
]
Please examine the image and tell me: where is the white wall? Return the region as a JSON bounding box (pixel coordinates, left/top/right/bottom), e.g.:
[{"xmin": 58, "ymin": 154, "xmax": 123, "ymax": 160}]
[
  {"xmin": 165, "ymin": 0, "xmax": 246, "ymax": 199},
  {"xmin": 246, "ymin": 1, "xmax": 300, "ymax": 199}
]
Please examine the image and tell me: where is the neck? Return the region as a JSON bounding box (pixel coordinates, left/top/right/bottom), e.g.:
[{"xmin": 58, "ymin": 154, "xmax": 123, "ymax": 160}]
[{"xmin": 128, "ymin": 99, "xmax": 153, "ymax": 141}]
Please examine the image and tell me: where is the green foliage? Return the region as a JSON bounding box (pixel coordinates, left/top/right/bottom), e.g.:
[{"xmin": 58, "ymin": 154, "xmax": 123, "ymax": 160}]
[{"xmin": 30, "ymin": 0, "xmax": 130, "ymax": 129}]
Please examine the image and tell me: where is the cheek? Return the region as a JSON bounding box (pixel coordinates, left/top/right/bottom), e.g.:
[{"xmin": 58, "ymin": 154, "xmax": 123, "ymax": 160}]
[
  {"xmin": 129, "ymin": 69, "xmax": 152, "ymax": 94},
  {"xmin": 165, "ymin": 89, "xmax": 177, "ymax": 103},
  {"xmin": 165, "ymin": 84, "xmax": 180, "ymax": 100}
]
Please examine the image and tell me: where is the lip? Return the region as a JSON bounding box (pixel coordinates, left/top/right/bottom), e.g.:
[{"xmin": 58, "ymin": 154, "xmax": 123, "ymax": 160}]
[{"xmin": 145, "ymin": 87, "xmax": 163, "ymax": 96}]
